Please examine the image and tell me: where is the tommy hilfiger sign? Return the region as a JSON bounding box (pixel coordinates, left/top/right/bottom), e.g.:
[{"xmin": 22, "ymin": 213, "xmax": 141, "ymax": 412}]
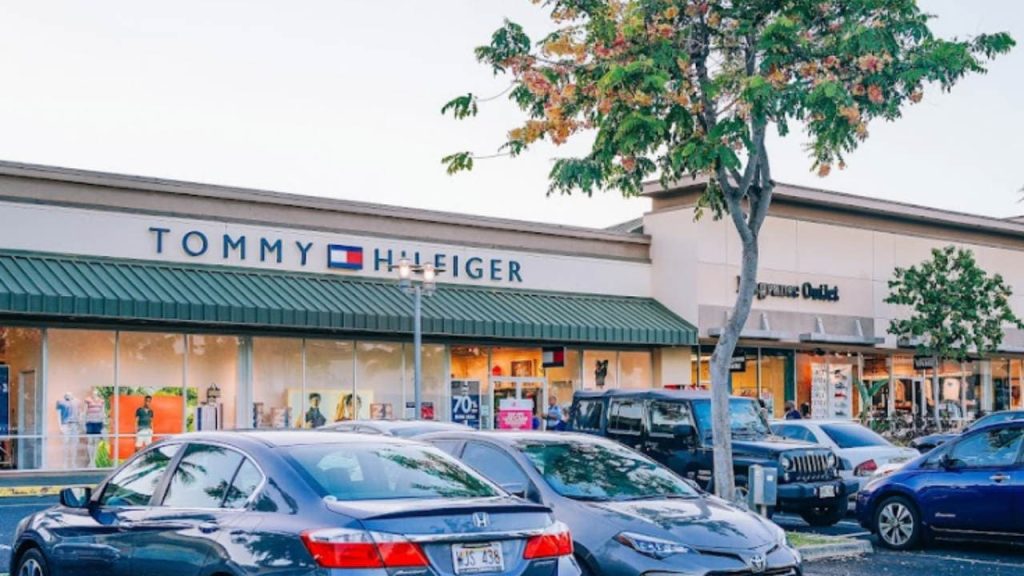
[
  {"xmin": 736, "ymin": 276, "xmax": 840, "ymax": 302},
  {"xmin": 148, "ymin": 226, "xmax": 525, "ymax": 283}
]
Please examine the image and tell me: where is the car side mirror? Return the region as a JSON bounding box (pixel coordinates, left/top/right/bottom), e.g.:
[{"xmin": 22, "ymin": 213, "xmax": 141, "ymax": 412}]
[
  {"xmin": 673, "ymin": 424, "xmax": 696, "ymax": 441},
  {"xmin": 60, "ymin": 487, "xmax": 92, "ymax": 509},
  {"xmin": 939, "ymin": 454, "xmax": 958, "ymax": 470},
  {"xmin": 501, "ymin": 482, "xmax": 527, "ymax": 498}
]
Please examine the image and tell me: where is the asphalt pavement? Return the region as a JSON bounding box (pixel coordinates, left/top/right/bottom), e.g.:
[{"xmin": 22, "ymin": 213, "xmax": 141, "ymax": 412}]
[
  {"xmin": 775, "ymin": 513, "xmax": 1024, "ymax": 576},
  {"xmin": 0, "ymin": 500, "xmax": 1021, "ymax": 576}
]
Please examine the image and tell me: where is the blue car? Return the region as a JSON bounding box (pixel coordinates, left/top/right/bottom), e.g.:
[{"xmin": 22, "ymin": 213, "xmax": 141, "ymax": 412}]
[
  {"xmin": 856, "ymin": 421, "xmax": 1024, "ymax": 549},
  {"xmin": 422, "ymin": 431, "xmax": 801, "ymax": 576},
  {"xmin": 11, "ymin": 431, "xmax": 579, "ymax": 576}
]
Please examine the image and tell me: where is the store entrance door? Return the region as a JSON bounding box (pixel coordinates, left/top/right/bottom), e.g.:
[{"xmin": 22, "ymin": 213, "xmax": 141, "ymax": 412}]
[{"xmin": 490, "ymin": 377, "xmax": 546, "ymax": 430}]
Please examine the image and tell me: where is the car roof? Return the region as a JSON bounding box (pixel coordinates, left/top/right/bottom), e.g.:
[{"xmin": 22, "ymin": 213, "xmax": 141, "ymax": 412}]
[
  {"xmin": 421, "ymin": 430, "xmax": 620, "ymax": 446},
  {"xmin": 328, "ymin": 420, "xmax": 470, "ymax": 431},
  {"xmin": 772, "ymin": 419, "xmax": 862, "ymax": 426},
  {"xmin": 573, "ymin": 389, "xmax": 754, "ymax": 401},
  {"xmin": 172, "ymin": 429, "xmax": 417, "ymax": 448}
]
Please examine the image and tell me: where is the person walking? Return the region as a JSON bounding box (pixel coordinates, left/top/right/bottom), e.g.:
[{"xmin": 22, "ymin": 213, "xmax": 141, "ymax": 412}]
[{"xmin": 784, "ymin": 401, "xmax": 803, "ymax": 420}]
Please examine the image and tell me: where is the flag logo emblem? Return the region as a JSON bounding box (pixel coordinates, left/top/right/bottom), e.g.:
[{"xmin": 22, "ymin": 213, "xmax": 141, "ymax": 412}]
[{"xmin": 327, "ymin": 244, "xmax": 363, "ymax": 270}]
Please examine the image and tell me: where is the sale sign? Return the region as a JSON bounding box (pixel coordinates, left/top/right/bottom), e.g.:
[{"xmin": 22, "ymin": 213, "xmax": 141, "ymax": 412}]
[{"xmin": 497, "ymin": 398, "xmax": 534, "ymax": 430}]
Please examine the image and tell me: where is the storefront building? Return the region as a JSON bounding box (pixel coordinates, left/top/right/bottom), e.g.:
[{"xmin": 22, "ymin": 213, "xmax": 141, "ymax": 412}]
[
  {"xmin": 3, "ymin": 162, "xmax": 1024, "ymax": 474},
  {"xmin": 643, "ymin": 179, "xmax": 1024, "ymax": 421},
  {"xmin": 0, "ymin": 162, "xmax": 696, "ymax": 472}
]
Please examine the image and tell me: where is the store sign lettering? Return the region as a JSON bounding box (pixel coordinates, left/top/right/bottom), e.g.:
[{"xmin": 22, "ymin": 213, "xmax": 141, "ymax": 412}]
[
  {"xmin": 736, "ymin": 276, "xmax": 840, "ymax": 302},
  {"xmin": 148, "ymin": 226, "xmax": 523, "ymax": 283}
]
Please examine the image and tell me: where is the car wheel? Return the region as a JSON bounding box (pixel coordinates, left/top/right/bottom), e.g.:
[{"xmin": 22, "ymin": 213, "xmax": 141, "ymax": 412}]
[
  {"xmin": 16, "ymin": 548, "xmax": 49, "ymax": 576},
  {"xmin": 874, "ymin": 496, "xmax": 921, "ymax": 550},
  {"xmin": 799, "ymin": 500, "xmax": 846, "ymax": 527},
  {"xmin": 574, "ymin": 553, "xmax": 594, "ymax": 576}
]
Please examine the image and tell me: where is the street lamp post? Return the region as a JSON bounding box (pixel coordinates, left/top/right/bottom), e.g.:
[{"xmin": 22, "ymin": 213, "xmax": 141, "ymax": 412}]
[{"xmin": 394, "ymin": 258, "xmax": 440, "ymax": 420}]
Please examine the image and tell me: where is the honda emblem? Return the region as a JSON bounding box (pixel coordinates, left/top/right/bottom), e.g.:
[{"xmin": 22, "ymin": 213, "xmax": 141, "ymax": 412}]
[{"xmin": 472, "ymin": 512, "xmax": 490, "ymax": 529}]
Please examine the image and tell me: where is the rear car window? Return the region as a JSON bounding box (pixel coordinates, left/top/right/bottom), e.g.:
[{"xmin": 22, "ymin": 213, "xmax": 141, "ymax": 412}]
[
  {"xmin": 100, "ymin": 444, "xmax": 180, "ymax": 507},
  {"xmin": 820, "ymin": 424, "xmax": 889, "ymax": 448},
  {"xmin": 608, "ymin": 400, "xmax": 643, "ymax": 435},
  {"xmin": 289, "ymin": 443, "xmax": 499, "ymax": 501},
  {"xmin": 572, "ymin": 400, "xmax": 604, "ymax": 432},
  {"xmin": 162, "ymin": 443, "xmax": 245, "ymax": 508}
]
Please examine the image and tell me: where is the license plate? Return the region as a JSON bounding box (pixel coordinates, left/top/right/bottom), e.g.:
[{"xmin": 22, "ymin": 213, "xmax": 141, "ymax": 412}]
[
  {"xmin": 818, "ymin": 485, "xmax": 836, "ymax": 499},
  {"xmin": 452, "ymin": 542, "xmax": 504, "ymax": 574}
]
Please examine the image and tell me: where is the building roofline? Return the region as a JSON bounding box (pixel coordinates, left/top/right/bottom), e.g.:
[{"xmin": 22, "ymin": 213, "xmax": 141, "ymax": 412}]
[
  {"xmin": 0, "ymin": 159, "xmax": 649, "ymax": 246},
  {"xmin": 643, "ymin": 177, "xmax": 1024, "ymax": 238}
]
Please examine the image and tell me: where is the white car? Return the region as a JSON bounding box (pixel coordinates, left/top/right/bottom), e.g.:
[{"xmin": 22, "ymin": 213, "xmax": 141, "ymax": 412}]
[{"xmin": 770, "ymin": 420, "xmax": 919, "ymax": 502}]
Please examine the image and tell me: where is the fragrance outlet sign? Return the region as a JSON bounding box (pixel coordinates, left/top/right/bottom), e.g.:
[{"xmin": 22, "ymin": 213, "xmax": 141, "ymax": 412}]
[
  {"xmin": 737, "ymin": 277, "xmax": 841, "ymax": 302},
  {"xmin": 0, "ymin": 200, "xmax": 651, "ymax": 296}
]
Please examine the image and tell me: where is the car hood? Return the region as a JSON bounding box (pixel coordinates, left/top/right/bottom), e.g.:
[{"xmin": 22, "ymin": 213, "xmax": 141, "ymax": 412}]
[
  {"xmin": 912, "ymin": 432, "xmax": 958, "ymax": 446},
  {"xmin": 839, "ymin": 446, "xmax": 918, "ymax": 464},
  {"xmin": 731, "ymin": 436, "xmax": 816, "ymax": 456},
  {"xmin": 590, "ymin": 496, "xmax": 776, "ymax": 551}
]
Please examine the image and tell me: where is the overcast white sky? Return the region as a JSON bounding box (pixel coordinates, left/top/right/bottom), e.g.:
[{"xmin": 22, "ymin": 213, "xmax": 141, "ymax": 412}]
[{"xmin": 0, "ymin": 1, "xmax": 1021, "ymax": 228}]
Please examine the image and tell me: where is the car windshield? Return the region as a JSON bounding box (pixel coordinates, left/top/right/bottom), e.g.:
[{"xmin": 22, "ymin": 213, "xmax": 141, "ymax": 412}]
[
  {"xmin": 518, "ymin": 439, "xmax": 700, "ymax": 502},
  {"xmin": 820, "ymin": 423, "xmax": 889, "ymax": 448},
  {"xmin": 967, "ymin": 411, "xmax": 1024, "ymax": 432},
  {"xmin": 692, "ymin": 398, "xmax": 770, "ymax": 438},
  {"xmin": 289, "ymin": 443, "xmax": 499, "ymax": 501}
]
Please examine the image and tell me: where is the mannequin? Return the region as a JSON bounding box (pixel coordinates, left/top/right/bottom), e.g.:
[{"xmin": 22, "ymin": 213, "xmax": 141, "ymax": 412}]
[
  {"xmin": 135, "ymin": 395, "xmax": 154, "ymax": 449},
  {"xmin": 56, "ymin": 392, "xmax": 81, "ymax": 468},
  {"xmin": 83, "ymin": 390, "xmax": 105, "ymax": 467}
]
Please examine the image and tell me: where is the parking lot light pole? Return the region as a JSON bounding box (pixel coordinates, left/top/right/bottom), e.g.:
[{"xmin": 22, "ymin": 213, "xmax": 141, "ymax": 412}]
[{"xmin": 394, "ymin": 258, "xmax": 441, "ymax": 420}]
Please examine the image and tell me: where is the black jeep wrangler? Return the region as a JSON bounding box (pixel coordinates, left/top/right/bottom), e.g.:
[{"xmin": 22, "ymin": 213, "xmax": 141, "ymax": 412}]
[{"xmin": 569, "ymin": 389, "xmax": 858, "ymax": 526}]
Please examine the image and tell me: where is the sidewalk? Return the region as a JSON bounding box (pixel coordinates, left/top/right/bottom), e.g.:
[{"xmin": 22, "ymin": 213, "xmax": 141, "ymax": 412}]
[{"xmin": 0, "ymin": 471, "xmax": 106, "ymax": 498}]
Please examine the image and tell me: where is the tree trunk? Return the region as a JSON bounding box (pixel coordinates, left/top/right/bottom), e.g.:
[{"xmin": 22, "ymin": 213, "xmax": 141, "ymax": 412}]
[
  {"xmin": 932, "ymin": 356, "xmax": 942, "ymax": 432},
  {"xmin": 710, "ymin": 234, "xmax": 761, "ymax": 501}
]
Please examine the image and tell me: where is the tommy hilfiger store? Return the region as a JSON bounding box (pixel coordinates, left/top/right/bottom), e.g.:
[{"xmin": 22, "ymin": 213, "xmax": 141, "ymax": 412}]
[{"xmin": 0, "ymin": 162, "xmax": 695, "ymax": 472}]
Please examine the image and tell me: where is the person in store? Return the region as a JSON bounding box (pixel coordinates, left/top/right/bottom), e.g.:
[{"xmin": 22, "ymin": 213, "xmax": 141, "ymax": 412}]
[
  {"xmin": 305, "ymin": 393, "xmax": 326, "ymax": 428},
  {"xmin": 784, "ymin": 401, "xmax": 802, "ymax": 420},
  {"xmin": 56, "ymin": 393, "xmax": 81, "ymax": 467},
  {"xmin": 83, "ymin": 390, "xmax": 105, "ymax": 467},
  {"xmin": 544, "ymin": 394, "xmax": 563, "ymax": 430},
  {"xmin": 135, "ymin": 395, "xmax": 154, "ymax": 448},
  {"xmin": 800, "ymin": 402, "xmax": 812, "ymax": 419}
]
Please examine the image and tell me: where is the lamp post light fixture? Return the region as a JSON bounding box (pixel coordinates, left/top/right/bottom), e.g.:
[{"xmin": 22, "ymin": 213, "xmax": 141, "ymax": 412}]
[{"xmin": 392, "ymin": 258, "xmax": 442, "ymax": 420}]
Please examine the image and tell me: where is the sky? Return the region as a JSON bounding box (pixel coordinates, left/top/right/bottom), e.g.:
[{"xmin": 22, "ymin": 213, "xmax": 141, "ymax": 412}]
[{"xmin": 0, "ymin": 1, "xmax": 1021, "ymax": 229}]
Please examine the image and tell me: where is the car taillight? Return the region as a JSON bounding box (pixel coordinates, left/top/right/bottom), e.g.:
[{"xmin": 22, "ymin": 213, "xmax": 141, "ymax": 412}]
[
  {"xmin": 301, "ymin": 528, "xmax": 429, "ymax": 569},
  {"xmin": 854, "ymin": 459, "xmax": 878, "ymax": 477},
  {"xmin": 524, "ymin": 522, "xmax": 573, "ymax": 559}
]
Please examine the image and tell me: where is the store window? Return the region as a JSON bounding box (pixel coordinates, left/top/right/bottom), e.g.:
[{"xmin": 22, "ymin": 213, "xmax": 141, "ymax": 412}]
[
  {"xmin": 0, "ymin": 327, "xmax": 43, "ymax": 470},
  {"xmin": 404, "ymin": 344, "xmax": 445, "ymax": 421},
  {"xmin": 47, "ymin": 329, "xmax": 116, "ymax": 468},
  {"xmin": 543, "ymin": 349, "xmax": 579, "ymax": 428},
  {"xmin": 356, "ymin": 342, "xmax": 401, "ymax": 421},
  {"xmin": 619, "ymin": 351, "xmax": 652, "ymax": 389},
  {"xmin": 187, "ymin": 335, "xmax": 240, "ymax": 431},
  {"xmin": 583, "ymin": 350, "xmax": 617, "ymax": 390},
  {"xmin": 759, "ymin": 351, "xmax": 789, "ymax": 419},
  {"xmin": 450, "ymin": 346, "xmax": 488, "ymax": 429},
  {"xmin": 796, "ymin": 351, "xmax": 856, "ymax": 420},
  {"xmin": 992, "ymin": 359, "xmax": 1013, "ymax": 413},
  {"xmin": 860, "ymin": 355, "xmax": 890, "ymax": 418},
  {"xmin": 305, "ymin": 339, "xmax": 355, "ymax": 427},
  {"xmin": 252, "ymin": 337, "xmax": 302, "ymax": 429},
  {"xmin": 117, "ymin": 332, "xmax": 185, "ymax": 460}
]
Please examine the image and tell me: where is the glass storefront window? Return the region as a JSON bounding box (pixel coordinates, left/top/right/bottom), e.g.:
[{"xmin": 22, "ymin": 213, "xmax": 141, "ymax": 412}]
[
  {"xmin": 305, "ymin": 339, "xmax": 355, "ymax": 427},
  {"xmin": 187, "ymin": 335, "xmax": 240, "ymax": 432},
  {"xmin": 1012, "ymin": 359, "xmax": 1023, "ymax": 410},
  {"xmin": 796, "ymin": 351, "xmax": 857, "ymax": 420},
  {"xmin": 543, "ymin": 349, "xmax": 579, "ymax": 428},
  {"xmin": 356, "ymin": 342, "xmax": 402, "ymax": 421},
  {"xmin": 451, "ymin": 346, "xmax": 489, "ymax": 429},
  {"xmin": 252, "ymin": 337, "xmax": 302, "ymax": 429},
  {"xmin": 859, "ymin": 355, "xmax": 890, "ymax": 418},
  {"xmin": 117, "ymin": 332, "xmax": 185, "ymax": 460},
  {"xmin": 47, "ymin": 329, "xmax": 115, "ymax": 468},
  {"xmin": 0, "ymin": 327, "xmax": 43, "ymax": 470},
  {"xmin": 583, "ymin": 351, "xmax": 617, "ymax": 390},
  {"xmin": 404, "ymin": 344, "xmax": 446, "ymax": 421},
  {"xmin": 619, "ymin": 351, "xmax": 652, "ymax": 389}
]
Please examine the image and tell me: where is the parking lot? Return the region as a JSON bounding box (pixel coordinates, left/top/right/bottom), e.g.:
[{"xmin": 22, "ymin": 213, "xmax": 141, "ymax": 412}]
[
  {"xmin": 774, "ymin": 513, "xmax": 1024, "ymax": 576},
  {"xmin": 0, "ymin": 497, "xmax": 1019, "ymax": 576}
]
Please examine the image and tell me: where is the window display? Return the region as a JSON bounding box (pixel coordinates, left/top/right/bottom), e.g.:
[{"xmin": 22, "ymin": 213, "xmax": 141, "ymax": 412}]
[
  {"xmin": 355, "ymin": 341, "xmax": 399, "ymax": 421},
  {"xmin": 583, "ymin": 351, "xmax": 617, "ymax": 389},
  {"xmin": 0, "ymin": 327, "xmax": 44, "ymax": 470},
  {"xmin": 187, "ymin": 335, "xmax": 240, "ymax": 431},
  {"xmin": 253, "ymin": 337, "xmax": 302, "ymax": 428},
  {"xmin": 47, "ymin": 329, "xmax": 115, "ymax": 467},
  {"xmin": 619, "ymin": 351, "xmax": 653, "ymax": 389},
  {"xmin": 117, "ymin": 332, "xmax": 185, "ymax": 459},
  {"xmin": 404, "ymin": 344, "xmax": 445, "ymax": 421}
]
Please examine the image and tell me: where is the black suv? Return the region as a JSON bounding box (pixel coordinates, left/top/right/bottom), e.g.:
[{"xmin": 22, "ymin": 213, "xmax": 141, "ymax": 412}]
[{"xmin": 569, "ymin": 389, "xmax": 858, "ymax": 526}]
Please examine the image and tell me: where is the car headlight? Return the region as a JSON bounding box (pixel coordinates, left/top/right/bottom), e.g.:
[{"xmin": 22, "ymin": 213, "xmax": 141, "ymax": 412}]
[
  {"xmin": 779, "ymin": 455, "xmax": 792, "ymax": 470},
  {"xmin": 826, "ymin": 453, "xmax": 837, "ymax": 468},
  {"xmin": 614, "ymin": 532, "xmax": 694, "ymax": 559}
]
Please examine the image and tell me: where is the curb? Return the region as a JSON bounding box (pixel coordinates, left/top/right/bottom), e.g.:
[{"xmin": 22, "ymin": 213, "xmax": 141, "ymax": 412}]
[
  {"xmin": 798, "ymin": 539, "xmax": 873, "ymax": 562},
  {"xmin": 0, "ymin": 485, "xmax": 83, "ymax": 498}
]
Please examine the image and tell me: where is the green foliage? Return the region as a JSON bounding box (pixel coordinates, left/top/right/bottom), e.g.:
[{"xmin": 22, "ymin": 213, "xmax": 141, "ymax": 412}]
[
  {"xmin": 885, "ymin": 246, "xmax": 1023, "ymax": 361},
  {"xmin": 441, "ymin": 0, "xmax": 1013, "ymax": 208},
  {"xmin": 94, "ymin": 440, "xmax": 113, "ymax": 469},
  {"xmin": 854, "ymin": 378, "xmax": 888, "ymax": 418}
]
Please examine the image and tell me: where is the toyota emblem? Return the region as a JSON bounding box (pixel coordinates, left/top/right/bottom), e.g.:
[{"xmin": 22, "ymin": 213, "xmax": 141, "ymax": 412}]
[
  {"xmin": 472, "ymin": 512, "xmax": 490, "ymax": 529},
  {"xmin": 748, "ymin": 553, "xmax": 767, "ymax": 573}
]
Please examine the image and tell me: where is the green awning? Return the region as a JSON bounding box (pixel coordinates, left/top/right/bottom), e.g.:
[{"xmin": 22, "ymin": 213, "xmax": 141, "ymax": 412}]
[{"xmin": 0, "ymin": 252, "xmax": 695, "ymax": 346}]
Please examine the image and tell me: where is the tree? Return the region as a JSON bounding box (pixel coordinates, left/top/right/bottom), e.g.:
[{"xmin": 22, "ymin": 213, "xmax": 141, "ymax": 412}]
[
  {"xmin": 442, "ymin": 0, "xmax": 1013, "ymax": 499},
  {"xmin": 885, "ymin": 246, "xmax": 1022, "ymax": 428}
]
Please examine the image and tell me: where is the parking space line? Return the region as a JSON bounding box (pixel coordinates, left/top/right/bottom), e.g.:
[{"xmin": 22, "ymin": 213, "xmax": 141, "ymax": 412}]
[{"xmin": 908, "ymin": 552, "xmax": 1024, "ymax": 569}]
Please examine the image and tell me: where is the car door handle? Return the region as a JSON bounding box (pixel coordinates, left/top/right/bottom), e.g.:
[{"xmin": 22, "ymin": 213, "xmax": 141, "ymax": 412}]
[
  {"xmin": 198, "ymin": 522, "xmax": 219, "ymax": 534},
  {"xmin": 990, "ymin": 474, "xmax": 1011, "ymax": 483}
]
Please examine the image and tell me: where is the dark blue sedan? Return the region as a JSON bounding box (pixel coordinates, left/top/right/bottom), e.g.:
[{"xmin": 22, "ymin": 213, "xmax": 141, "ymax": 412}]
[
  {"xmin": 10, "ymin": 431, "xmax": 579, "ymax": 576},
  {"xmin": 422, "ymin": 431, "xmax": 800, "ymax": 576},
  {"xmin": 856, "ymin": 421, "xmax": 1024, "ymax": 549}
]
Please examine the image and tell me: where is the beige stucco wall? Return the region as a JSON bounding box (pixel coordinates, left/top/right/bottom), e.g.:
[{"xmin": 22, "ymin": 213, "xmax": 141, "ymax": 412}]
[{"xmin": 646, "ymin": 205, "xmax": 1024, "ymax": 349}]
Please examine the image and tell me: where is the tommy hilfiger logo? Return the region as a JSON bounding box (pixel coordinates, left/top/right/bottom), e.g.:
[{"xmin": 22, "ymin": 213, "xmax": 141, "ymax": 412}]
[{"xmin": 327, "ymin": 244, "xmax": 364, "ymax": 270}]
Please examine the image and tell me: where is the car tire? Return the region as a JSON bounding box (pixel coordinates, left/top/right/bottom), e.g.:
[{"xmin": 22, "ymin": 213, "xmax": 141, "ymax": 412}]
[
  {"xmin": 799, "ymin": 500, "xmax": 846, "ymax": 527},
  {"xmin": 574, "ymin": 553, "xmax": 595, "ymax": 576},
  {"xmin": 873, "ymin": 496, "xmax": 921, "ymax": 550},
  {"xmin": 16, "ymin": 548, "xmax": 49, "ymax": 576}
]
